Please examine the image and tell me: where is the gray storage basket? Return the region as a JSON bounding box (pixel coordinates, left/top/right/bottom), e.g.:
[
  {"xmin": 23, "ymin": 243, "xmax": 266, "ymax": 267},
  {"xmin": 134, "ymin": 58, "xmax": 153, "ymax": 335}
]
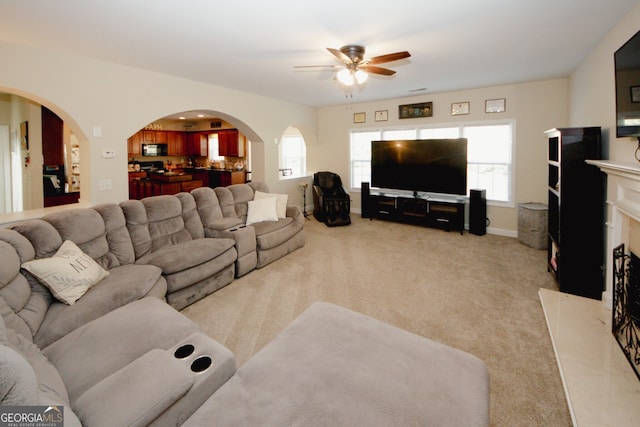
[{"xmin": 518, "ymin": 203, "xmax": 548, "ymax": 249}]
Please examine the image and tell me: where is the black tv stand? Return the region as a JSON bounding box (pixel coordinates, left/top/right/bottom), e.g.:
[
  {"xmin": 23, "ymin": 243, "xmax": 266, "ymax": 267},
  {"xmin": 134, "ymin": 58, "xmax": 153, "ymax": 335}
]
[{"xmin": 366, "ymin": 190, "xmax": 465, "ymax": 234}]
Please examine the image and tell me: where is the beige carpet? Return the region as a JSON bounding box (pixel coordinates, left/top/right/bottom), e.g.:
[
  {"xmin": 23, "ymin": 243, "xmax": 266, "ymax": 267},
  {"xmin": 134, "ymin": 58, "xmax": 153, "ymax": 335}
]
[{"xmin": 181, "ymin": 216, "xmax": 572, "ymax": 426}]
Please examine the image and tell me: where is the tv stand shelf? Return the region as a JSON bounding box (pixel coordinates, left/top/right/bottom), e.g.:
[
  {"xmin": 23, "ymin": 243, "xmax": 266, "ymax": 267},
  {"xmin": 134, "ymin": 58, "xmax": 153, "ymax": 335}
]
[{"xmin": 366, "ymin": 191, "xmax": 465, "ymax": 234}]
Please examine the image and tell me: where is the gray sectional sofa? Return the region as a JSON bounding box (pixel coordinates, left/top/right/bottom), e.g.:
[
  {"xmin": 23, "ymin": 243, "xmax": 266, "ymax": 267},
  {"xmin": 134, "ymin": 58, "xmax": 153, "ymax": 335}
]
[{"xmin": 0, "ymin": 181, "xmax": 490, "ymax": 426}]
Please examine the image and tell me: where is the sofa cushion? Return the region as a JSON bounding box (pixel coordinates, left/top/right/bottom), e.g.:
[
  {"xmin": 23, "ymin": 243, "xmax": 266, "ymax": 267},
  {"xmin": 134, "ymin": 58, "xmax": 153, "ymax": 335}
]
[
  {"xmin": 43, "ymin": 206, "xmax": 135, "ymax": 270},
  {"xmin": 121, "ymin": 197, "xmax": 197, "ymax": 259},
  {"xmin": 253, "ymin": 217, "xmax": 303, "ymax": 250},
  {"xmin": 42, "ymin": 298, "xmax": 202, "ymax": 402},
  {"xmin": 0, "ymin": 344, "xmax": 38, "ymax": 405},
  {"xmin": 74, "ymin": 349, "xmax": 193, "ymax": 427},
  {"xmin": 214, "ymin": 187, "xmax": 240, "ymax": 219},
  {"xmin": 10, "ymin": 219, "xmax": 63, "ymax": 259},
  {"xmin": 136, "ymin": 238, "xmax": 235, "ymax": 275},
  {"xmin": 254, "ymin": 191, "xmax": 288, "ymax": 219},
  {"xmin": 21, "ymin": 240, "xmax": 110, "ymax": 306},
  {"xmin": 34, "ymin": 263, "xmax": 164, "ymax": 348},
  {"xmin": 176, "ymin": 192, "xmax": 206, "ymax": 240},
  {"xmin": 246, "ymin": 197, "xmax": 278, "ymax": 226},
  {"xmin": 192, "ymin": 187, "xmax": 225, "ymax": 225}
]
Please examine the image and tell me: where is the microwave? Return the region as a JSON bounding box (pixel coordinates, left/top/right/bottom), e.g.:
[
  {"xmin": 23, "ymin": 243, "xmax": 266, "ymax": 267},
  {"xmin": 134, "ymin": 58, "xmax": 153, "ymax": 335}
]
[{"xmin": 142, "ymin": 144, "xmax": 168, "ymax": 157}]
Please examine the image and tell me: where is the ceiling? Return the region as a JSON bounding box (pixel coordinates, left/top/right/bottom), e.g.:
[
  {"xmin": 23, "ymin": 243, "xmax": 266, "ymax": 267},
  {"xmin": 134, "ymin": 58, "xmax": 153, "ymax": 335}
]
[{"xmin": 0, "ymin": 0, "xmax": 637, "ymax": 108}]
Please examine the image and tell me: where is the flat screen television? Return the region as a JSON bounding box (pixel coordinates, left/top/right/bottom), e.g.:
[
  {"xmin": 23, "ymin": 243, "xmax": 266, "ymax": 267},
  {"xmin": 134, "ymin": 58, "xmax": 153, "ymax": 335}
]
[
  {"xmin": 371, "ymin": 139, "xmax": 468, "ymax": 196},
  {"xmin": 615, "ymin": 29, "xmax": 640, "ymax": 138}
]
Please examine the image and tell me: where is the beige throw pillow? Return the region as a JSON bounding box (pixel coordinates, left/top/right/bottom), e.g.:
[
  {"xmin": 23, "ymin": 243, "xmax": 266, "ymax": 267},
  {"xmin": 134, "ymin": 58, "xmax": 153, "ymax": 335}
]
[
  {"xmin": 254, "ymin": 191, "xmax": 288, "ymax": 219},
  {"xmin": 21, "ymin": 240, "xmax": 109, "ymax": 305}
]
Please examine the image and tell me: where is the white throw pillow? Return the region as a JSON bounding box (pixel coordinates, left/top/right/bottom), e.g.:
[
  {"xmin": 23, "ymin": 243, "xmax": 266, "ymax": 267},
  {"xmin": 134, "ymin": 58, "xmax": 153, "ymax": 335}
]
[
  {"xmin": 21, "ymin": 240, "xmax": 109, "ymax": 305},
  {"xmin": 254, "ymin": 191, "xmax": 288, "ymax": 219},
  {"xmin": 246, "ymin": 197, "xmax": 279, "ymax": 225}
]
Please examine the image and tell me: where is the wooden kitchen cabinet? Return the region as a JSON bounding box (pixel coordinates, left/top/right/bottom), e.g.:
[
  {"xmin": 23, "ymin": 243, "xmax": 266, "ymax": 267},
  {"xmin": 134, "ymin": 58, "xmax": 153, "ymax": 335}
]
[
  {"xmin": 42, "ymin": 106, "xmax": 64, "ymax": 165},
  {"xmin": 167, "ymin": 131, "xmax": 186, "ymax": 156},
  {"xmin": 218, "ymin": 129, "xmax": 244, "ymax": 157},
  {"xmin": 128, "ymin": 131, "xmax": 143, "ymax": 156},
  {"xmin": 143, "ymin": 130, "xmax": 167, "ymax": 143},
  {"xmin": 187, "ymin": 132, "xmax": 208, "ymax": 157},
  {"xmin": 219, "ymin": 170, "xmax": 245, "ymax": 186}
]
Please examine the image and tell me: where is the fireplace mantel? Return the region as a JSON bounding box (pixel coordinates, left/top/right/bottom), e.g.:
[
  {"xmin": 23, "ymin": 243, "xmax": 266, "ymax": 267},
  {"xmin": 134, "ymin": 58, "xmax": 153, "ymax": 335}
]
[{"xmin": 587, "ymin": 159, "xmax": 640, "ymax": 307}]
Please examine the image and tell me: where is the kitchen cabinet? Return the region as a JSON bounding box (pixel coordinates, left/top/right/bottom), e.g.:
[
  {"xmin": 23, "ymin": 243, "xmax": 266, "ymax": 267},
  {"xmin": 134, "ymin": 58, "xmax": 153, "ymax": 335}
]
[
  {"xmin": 128, "ymin": 171, "xmax": 147, "ymax": 199},
  {"xmin": 143, "ymin": 130, "xmax": 167, "ymax": 143},
  {"xmin": 218, "ymin": 129, "xmax": 245, "ymax": 157},
  {"xmin": 218, "ymin": 170, "xmax": 245, "ymax": 187},
  {"xmin": 167, "ymin": 131, "xmax": 186, "ymax": 156},
  {"xmin": 128, "ymin": 131, "xmax": 143, "ymax": 156},
  {"xmin": 187, "ymin": 132, "xmax": 208, "ymax": 157},
  {"xmin": 42, "ymin": 106, "xmax": 64, "ymax": 166}
]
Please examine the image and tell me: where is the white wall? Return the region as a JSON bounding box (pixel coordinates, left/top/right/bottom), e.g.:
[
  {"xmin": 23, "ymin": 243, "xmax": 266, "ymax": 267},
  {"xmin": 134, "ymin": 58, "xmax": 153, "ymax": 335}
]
[
  {"xmin": 569, "ymin": 1, "xmax": 640, "ymax": 159},
  {"xmin": 0, "ymin": 40, "xmax": 317, "ymax": 211},
  {"xmin": 313, "ymin": 78, "xmax": 569, "ymax": 234}
]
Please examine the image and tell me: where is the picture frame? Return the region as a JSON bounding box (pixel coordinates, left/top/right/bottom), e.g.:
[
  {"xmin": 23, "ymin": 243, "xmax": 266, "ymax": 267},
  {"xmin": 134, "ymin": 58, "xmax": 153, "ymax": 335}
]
[
  {"xmin": 353, "ymin": 112, "xmax": 366, "ymax": 123},
  {"xmin": 20, "ymin": 121, "xmax": 29, "ymax": 149},
  {"xmin": 375, "ymin": 110, "xmax": 388, "ymax": 122},
  {"xmin": 399, "ymin": 102, "xmax": 432, "ymax": 119},
  {"xmin": 451, "ymin": 102, "xmax": 470, "ymax": 116},
  {"xmin": 631, "ymin": 86, "xmax": 640, "ymax": 103},
  {"xmin": 485, "ymin": 98, "xmax": 506, "ymax": 113}
]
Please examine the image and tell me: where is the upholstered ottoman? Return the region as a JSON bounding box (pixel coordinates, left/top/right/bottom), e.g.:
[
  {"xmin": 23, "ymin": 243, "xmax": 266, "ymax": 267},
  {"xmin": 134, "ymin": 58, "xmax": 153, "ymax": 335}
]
[{"xmin": 184, "ymin": 302, "xmax": 489, "ymax": 426}]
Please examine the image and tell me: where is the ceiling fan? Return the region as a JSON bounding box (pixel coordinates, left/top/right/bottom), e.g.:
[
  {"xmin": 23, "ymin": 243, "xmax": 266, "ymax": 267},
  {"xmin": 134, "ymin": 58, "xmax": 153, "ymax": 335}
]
[{"xmin": 295, "ymin": 44, "xmax": 411, "ymax": 86}]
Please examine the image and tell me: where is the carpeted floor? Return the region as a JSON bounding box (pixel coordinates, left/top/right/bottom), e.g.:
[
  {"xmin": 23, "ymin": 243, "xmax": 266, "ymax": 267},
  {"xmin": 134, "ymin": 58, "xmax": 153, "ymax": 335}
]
[{"xmin": 181, "ymin": 216, "xmax": 572, "ymax": 426}]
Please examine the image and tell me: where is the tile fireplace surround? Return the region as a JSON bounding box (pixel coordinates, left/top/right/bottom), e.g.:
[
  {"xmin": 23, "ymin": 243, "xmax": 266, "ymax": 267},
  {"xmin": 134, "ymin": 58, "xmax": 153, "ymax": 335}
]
[{"xmin": 539, "ymin": 160, "xmax": 640, "ymax": 426}]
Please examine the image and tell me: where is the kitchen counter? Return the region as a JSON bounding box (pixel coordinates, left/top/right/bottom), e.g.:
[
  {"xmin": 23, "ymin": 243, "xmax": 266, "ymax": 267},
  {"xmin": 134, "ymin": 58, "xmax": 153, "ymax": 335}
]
[
  {"xmin": 183, "ymin": 168, "xmax": 246, "ymax": 187},
  {"xmin": 128, "ymin": 172, "xmax": 203, "ymax": 199}
]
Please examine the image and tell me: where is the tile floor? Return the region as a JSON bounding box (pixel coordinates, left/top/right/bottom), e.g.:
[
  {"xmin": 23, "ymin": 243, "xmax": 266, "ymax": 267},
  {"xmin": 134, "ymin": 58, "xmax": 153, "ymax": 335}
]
[{"xmin": 539, "ymin": 288, "xmax": 640, "ymax": 426}]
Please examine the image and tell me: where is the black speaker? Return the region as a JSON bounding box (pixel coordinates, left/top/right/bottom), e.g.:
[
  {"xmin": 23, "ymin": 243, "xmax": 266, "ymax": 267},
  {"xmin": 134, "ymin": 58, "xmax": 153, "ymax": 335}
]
[
  {"xmin": 469, "ymin": 189, "xmax": 487, "ymax": 236},
  {"xmin": 361, "ymin": 182, "xmax": 371, "ymax": 218}
]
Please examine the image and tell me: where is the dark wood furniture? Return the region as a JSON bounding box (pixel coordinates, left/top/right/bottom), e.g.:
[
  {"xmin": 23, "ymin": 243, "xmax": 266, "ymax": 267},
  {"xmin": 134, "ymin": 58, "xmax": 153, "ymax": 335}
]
[
  {"xmin": 366, "ymin": 190, "xmax": 465, "ymax": 234},
  {"xmin": 44, "ymin": 192, "xmax": 80, "ymax": 207},
  {"xmin": 546, "ymin": 127, "xmax": 605, "ymax": 300}
]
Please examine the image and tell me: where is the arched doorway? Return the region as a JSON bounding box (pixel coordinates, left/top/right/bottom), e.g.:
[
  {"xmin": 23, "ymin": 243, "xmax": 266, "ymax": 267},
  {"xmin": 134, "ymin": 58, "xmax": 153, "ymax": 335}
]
[
  {"xmin": 0, "ymin": 92, "xmax": 83, "ymax": 213},
  {"xmin": 126, "ymin": 110, "xmax": 252, "ymax": 199}
]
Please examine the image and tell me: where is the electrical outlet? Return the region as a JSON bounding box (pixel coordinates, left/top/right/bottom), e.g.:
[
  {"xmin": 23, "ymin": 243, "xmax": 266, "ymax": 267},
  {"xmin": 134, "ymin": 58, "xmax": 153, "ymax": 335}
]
[{"xmin": 98, "ymin": 179, "xmax": 112, "ymax": 191}]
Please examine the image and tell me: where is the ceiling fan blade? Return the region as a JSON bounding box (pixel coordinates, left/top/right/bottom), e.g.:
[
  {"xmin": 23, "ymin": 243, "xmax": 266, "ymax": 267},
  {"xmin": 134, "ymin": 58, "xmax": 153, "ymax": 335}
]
[
  {"xmin": 327, "ymin": 47, "xmax": 353, "ymax": 64},
  {"xmin": 360, "ymin": 64, "xmax": 396, "ymax": 76},
  {"xmin": 368, "ymin": 51, "xmax": 411, "ymax": 64}
]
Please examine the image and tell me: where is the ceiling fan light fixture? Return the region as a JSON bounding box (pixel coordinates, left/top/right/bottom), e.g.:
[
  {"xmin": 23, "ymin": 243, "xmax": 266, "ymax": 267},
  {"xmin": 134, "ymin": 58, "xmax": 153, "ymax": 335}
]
[
  {"xmin": 355, "ymin": 69, "xmax": 368, "ymax": 84},
  {"xmin": 337, "ymin": 68, "xmax": 354, "ymax": 86}
]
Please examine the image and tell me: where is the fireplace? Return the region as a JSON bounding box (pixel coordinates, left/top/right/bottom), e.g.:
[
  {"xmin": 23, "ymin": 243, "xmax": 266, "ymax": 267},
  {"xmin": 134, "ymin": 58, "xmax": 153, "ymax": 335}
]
[{"xmin": 613, "ymin": 244, "xmax": 640, "ymax": 381}]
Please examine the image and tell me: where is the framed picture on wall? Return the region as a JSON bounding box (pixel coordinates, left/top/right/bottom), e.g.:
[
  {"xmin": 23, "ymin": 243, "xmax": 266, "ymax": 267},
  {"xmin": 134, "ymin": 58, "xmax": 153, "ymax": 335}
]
[
  {"xmin": 353, "ymin": 112, "xmax": 366, "ymax": 123},
  {"xmin": 631, "ymin": 86, "xmax": 640, "ymax": 103},
  {"xmin": 399, "ymin": 102, "xmax": 432, "ymax": 119},
  {"xmin": 20, "ymin": 121, "xmax": 29, "ymax": 149}
]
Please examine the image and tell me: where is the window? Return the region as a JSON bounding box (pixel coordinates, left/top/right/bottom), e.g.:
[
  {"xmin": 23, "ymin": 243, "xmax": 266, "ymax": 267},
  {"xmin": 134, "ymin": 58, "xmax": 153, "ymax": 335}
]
[
  {"xmin": 349, "ymin": 122, "xmax": 514, "ymax": 203},
  {"xmin": 279, "ymin": 134, "xmax": 306, "ymax": 179},
  {"xmin": 208, "ymin": 133, "xmax": 223, "ymax": 161},
  {"xmin": 464, "ymin": 124, "xmax": 512, "ymax": 203}
]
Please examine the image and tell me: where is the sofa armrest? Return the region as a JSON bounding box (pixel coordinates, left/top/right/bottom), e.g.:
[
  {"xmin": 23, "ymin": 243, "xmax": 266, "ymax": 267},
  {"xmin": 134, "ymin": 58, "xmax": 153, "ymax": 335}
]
[
  {"xmin": 286, "ymin": 205, "xmax": 301, "ymax": 219},
  {"xmin": 204, "ymin": 218, "xmax": 244, "ymax": 233},
  {"xmin": 74, "ymin": 349, "xmax": 193, "ymax": 427}
]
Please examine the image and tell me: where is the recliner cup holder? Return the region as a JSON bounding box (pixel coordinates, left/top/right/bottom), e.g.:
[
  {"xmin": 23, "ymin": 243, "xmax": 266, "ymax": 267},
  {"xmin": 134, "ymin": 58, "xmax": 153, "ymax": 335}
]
[
  {"xmin": 174, "ymin": 344, "xmax": 195, "ymax": 359},
  {"xmin": 191, "ymin": 356, "xmax": 212, "ymax": 373}
]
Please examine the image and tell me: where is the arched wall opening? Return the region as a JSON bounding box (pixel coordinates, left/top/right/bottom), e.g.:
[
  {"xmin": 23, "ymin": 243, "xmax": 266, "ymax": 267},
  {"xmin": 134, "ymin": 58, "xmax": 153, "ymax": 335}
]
[{"xmin": 0, "ymin": 89, "xmax": 89, "ymax": 214}]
